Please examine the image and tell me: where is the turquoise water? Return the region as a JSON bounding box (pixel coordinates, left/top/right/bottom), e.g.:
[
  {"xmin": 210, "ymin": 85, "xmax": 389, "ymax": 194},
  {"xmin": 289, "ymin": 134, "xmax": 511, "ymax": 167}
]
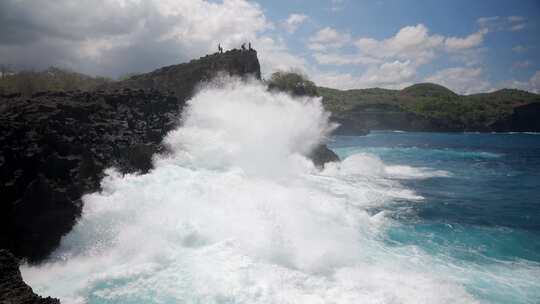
[{"xmin": 330, "ymin": 132, "xmax": 540, "ymax": 303}]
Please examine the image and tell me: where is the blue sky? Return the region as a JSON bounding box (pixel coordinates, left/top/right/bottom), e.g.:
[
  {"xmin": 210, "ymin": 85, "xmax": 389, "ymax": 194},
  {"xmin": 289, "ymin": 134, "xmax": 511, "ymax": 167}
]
[{"xmin": 1, "ymin": 0, "xmax": 539, "ymax": 93}]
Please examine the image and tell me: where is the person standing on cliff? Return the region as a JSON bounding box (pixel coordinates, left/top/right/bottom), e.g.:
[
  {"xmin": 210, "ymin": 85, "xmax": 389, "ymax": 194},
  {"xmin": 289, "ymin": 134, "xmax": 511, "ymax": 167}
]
[
  {"xmin": 218, "ymin": 43, "xmax": 223, "ymax": 53},
  {"xmin": 248, "ymin": 42, "xmax": 252, "ymax": 50}
]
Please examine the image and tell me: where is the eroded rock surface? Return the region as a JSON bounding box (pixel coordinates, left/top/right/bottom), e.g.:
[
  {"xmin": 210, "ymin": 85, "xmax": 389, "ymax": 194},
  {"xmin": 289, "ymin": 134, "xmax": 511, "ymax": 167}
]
[{"xmin": 0, "ymin": 249, "xmax": 59, "ymax": 303}]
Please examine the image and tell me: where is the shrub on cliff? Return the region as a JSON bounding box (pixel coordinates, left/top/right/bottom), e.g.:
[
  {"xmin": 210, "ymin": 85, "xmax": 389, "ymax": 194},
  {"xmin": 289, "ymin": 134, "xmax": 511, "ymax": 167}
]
[{"xmin": 267, "ymin": 71, "xmax": 318, "ymax": 97}]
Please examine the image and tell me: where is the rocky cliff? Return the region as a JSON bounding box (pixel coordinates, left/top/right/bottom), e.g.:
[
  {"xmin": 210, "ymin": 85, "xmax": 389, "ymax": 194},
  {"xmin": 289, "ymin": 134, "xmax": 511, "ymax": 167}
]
[
  {"xmin": 0, "ymin": 90, "xmax": 181, "ymax": 263},
  {"xmin": 490, "ymin": 102, "xmax": 540, "ymax": 132},
  {"xmin": 106, "ymin": 49, "xmax": 261, "ymax": 99},
  {"xmin": 0, "ymin": 49, "xmax": 338, "ymax": 269},
  {"xmin": 0, "ymin": 249, "xmax": 59, "ymax": 303},
  {"xmin": 0, "ymin": 50, "xmax": 263, "ymax": 264}
]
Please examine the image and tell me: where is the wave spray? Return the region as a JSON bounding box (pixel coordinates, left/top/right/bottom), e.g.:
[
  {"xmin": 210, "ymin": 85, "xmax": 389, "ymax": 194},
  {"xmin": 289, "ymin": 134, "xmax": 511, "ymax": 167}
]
[{"xmin": 22, "ymin": 77, "xmax": 479, "ymax": 303}]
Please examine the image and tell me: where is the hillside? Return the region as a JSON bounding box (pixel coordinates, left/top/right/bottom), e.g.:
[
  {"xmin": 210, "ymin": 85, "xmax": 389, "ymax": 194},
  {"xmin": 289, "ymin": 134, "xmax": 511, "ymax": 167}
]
[
  {"xmin": 318, "ymin": 83, "xmax": 540, "ymax": 133},
  {"xmin": 0, "ymin": 67, "xmax": 111, "ymax": 96}
]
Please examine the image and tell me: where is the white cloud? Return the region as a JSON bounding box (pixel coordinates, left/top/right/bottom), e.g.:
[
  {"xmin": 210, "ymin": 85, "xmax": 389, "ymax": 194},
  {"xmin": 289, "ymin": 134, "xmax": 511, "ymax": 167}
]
[
  {"xmin": 502, "ymin": 70, "xmax": 540, "ymax": 93},
  {"xmin": 508, "ymin": 16, "xmax": 525, "ymax": 22},
  {"xmin": 512, "ymin": 45, "xmax": 527, "ymax": 53},
  {"xmin": 312, "ymin": 52, "xmax": 381, "ymax": 65},
  {"xmin": 256, "ymin": 36, "xmax": 308, "ymax": 77},
  {"xmin": 445, "ymin": 29, "xmax": 488, "ymax": 51},
  {"xmin": 512, "ymin": 60, "xmax": 532, "ymax": 69},
  {"xmin": 0, "ymin": 0, "xmax": 279, "ymax": 77},
  {"xmin": 281, "ymin": 13, "xmax": 308, "ymax": 34},
  {"xmin": 510, "ymin": 23, "xmax": 526, "ymax": 31},
  {"xmin": 309, "ymin": 23, "xmax": 493, "ymax": 91},
  {"xmin": 312, "ymin": 60, "xmax": 415, "ymax": 90},
  {"xmin": 425, "ymin": 67, "xmax": 492, "ymax": 94},
  {"xmin": 477, "ymin": 15, "xmax": 526, "ymax": 32},
  {"xmin": 355, "ymin": 24, "xmax": 447, "ymax": 66},
  {"xmin": 308, "ymin": 27, "xmax": 351, "ymax": 51},
  {"xmin": 530, "ymin": 71, "xmax": 540, "ymax": 93}
]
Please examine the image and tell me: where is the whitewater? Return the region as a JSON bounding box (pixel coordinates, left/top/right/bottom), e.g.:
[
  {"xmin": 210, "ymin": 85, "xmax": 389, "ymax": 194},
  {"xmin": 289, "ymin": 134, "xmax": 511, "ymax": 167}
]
[{"xmin": 21, "ymin": 78, "xmax": 540, "ymax": 303}]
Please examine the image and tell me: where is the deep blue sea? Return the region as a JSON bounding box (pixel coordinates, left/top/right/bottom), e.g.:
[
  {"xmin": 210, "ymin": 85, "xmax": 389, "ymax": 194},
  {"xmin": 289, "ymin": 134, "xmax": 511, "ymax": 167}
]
[{"xmin": 330, "ymin": 131, "xmax": 540, "ymax": 303}]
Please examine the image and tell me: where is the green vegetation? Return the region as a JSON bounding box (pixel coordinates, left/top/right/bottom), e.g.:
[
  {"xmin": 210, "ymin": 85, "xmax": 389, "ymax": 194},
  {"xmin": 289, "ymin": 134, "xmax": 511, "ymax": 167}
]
[
  {"xmin": 267, "ymin": 71, "xmax": 318, "ymax": 97},
  {"xmin": 317, "ymin": 83, "xmax": 540, "ymax": 129},
  {"xmin": 0, "ymin": 67, "xmax": 111, "ymax": 96}
]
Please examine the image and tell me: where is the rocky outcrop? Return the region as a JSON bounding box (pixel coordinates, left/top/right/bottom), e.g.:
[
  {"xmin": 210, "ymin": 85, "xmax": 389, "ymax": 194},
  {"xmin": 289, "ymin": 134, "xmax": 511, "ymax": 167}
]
[
  {"xmin": 0, "ymin": 89, "xmax": 182, "ymax": 262},
  {"xmin": 0, "ymin": 49, "xmax": 338, "ymax": 266},
  {"xmin": 0, "ymin": 249, "xmax": 59, "ymax": 303},
  {"xmin": 309, "ymin": 145, "xmax": 340, "ymax": 168},
  {"xmin": 490, "ymin": 102, "xmax": 540, "ymax": 132},
  {"xmin": 106, "ymin": 49, "xmax": 261, "ymax": 99}
]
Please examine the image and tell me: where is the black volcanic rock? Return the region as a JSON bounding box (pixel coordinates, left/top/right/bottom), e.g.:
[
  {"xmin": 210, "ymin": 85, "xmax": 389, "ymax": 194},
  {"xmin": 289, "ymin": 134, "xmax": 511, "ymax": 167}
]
[
  {"xmin": 106, "ymin": 49, "xmax": 261, "ymax": 99},
  {"xmin": 0, "ymin": 90, "xmax": 182, "ymax": 262},
  {"xmin": 1, "ymin": 50, "xmax": 263, "ymax": 263},
  {"xmin": 490, "ymin": 102, "xmax": 540, "ymax": 132},
  {"xmin": 309, "ymin": 145, "xmax": 340, "ymax": 168},
  {"xmin": 0, "ymin": 49, "xmax": 339, "ymax": 266},
  {"xmin": 0, "ymin": 249, "xmax": 59, "ymax": 303}
]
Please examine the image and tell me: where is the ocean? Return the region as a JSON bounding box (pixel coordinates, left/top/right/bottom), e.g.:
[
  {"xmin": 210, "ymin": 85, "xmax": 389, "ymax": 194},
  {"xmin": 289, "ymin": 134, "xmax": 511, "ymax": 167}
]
[
  {"xmin": 21, "ymin": 78, "xmax": 540, "ymax": 303},
  {"xmin": 330, "ymin": 131, "xmax": 540, "ymax": 303}
]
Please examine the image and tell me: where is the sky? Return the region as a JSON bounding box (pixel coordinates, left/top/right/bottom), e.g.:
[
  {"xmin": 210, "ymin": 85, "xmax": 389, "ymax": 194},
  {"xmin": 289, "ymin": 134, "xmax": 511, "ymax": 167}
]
[{"xmin": 0, "ymin": 0, "xmax": 539, "ymax": 94}]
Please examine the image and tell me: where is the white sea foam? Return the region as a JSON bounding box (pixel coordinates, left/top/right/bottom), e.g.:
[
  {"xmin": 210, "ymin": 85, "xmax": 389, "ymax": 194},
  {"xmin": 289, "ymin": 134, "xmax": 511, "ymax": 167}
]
[{"xmin": 21, "ymin": 77, "xmax": 501, "ymax": 303}]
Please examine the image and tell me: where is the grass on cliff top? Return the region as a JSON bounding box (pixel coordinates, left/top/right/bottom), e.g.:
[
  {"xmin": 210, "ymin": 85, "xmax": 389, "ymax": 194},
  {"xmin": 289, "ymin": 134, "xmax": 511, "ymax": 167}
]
[{"xmin": 0, "ymin": 67, "xmax": 112, "ymax": 96}]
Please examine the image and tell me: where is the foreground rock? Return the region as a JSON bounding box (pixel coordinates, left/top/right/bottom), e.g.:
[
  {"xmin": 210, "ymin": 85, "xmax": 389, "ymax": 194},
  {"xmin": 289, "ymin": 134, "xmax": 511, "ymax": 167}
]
[
  {"xmin": 0, "ymin": 249, "xmax": 59, "ymax": 303},
  {"xmin": 0, "ymin": 90, "xmax": 182, "ymax": 262},
  {"xmin": 309, "ymin": 145, "xmax": 340, "ymax": 168}
]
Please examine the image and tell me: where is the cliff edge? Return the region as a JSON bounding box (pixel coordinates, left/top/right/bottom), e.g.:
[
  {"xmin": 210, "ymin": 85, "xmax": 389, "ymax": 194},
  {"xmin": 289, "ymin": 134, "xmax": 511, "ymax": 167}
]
[{"xmin": 0, "ymin": 50, "xmax": 261, "ymax": 263}]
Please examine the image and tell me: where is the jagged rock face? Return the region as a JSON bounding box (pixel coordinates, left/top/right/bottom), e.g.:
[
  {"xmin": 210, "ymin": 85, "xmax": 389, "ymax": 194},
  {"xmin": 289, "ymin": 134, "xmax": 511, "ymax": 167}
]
[
  {"xmin": 309, "ymin": 145, "xmax": 340, "ymax": 168},
  {"xmin": 0, "ymin": 90, "xmax": 183, "ymax": 262},
  {"xmin": 0, "ymin": 249, "xmax": 60, "ymax": 303},
  {"xmin": 490, "ymin": 102, "xmax": 540, "ymax": 132},
  {"xmin": 106, "ymin": 49, "xmax": 261, "ymax": 100},
  {"xmin": 0, "ymin": 49, "xmax": 336, "ymax": 265}
]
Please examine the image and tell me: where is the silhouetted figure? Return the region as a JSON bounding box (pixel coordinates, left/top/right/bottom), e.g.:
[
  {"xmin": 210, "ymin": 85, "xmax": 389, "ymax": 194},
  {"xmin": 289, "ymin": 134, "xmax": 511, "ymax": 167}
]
[
  {"xmin": 218, "ymin": 43, "xmax": 223, "ymax": 53},
  {"xmin": 241, "ymin": 43, "xmax": 246, "ymax": 51},
  {"xmin": 248, "ymin": 42, "xmax": 252, "ymax": 50}
]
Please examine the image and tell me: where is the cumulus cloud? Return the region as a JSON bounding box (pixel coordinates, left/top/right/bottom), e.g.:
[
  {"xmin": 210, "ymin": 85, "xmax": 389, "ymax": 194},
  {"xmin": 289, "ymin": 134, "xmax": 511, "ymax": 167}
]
[
  {"xmin": 312, "ymin": 60, "xmax": 415, "ymax": 90},
  {"xmin": 281, "ymin": 13, "xmax": 308, "ymax": 34},
  {"xmin": 445, "ymin": 29, "xmax": 488, "ymax": 51},
  {"xmin": 477, "ymin": 15, "xmax": 526, "ymax": 32},
  {"xmin": 355, "ymin": 24, "xmax": 444, "ymax": 65},
  {"xmin": 351, "ymin": 24, "xmax": 488, "ymax": 67},
  {"xmin": 425, "ymin": 67, "xmax": 492, "ymax": 94},
  {"xmin": 0, "ymin": 0, "xmax": 305, "ymax": 77},
  {"xmin": 308, "ymin": 23, "xmax": 493, "ymax": 90},
  {"xmin": 530, "ymin": 71, "xmax": 540, "ymax": 93},
  {"xmin": 502, "ymin": 70, "xmax": 540, "ymax": 93},
  {"xmin": 312, "ymin": 53, "xmax": 381, "ymax": 65},
  {"xmin": 308, "ymin": 27, "xmax": 351, "ymax": 51}
]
